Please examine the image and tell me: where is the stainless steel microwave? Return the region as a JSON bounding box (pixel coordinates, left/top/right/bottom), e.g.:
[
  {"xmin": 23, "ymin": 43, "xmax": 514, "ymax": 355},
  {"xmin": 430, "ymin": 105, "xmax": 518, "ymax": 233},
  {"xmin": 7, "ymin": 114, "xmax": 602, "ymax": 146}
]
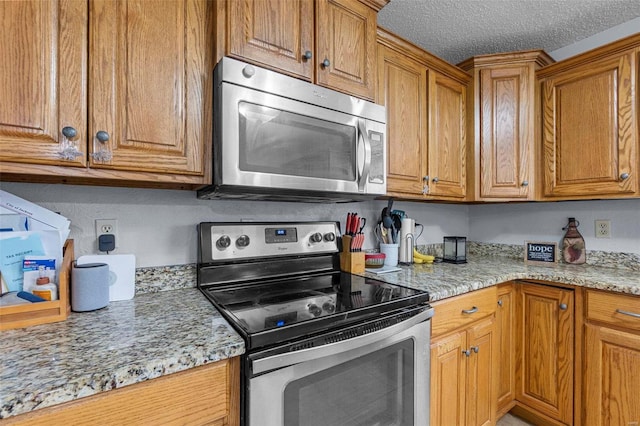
[{"xmin": 197, "ymin": 57, "xmax": 387, "ymax": 202}]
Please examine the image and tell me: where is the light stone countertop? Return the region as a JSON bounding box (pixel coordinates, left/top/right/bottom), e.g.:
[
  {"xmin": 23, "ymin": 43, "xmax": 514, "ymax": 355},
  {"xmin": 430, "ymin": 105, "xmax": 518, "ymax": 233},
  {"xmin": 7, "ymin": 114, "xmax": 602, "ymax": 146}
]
[
  {"xmin": 1, "ymin": 255, "xmax": 638, "ymax": 420},
  {"xmin": 0, "ymin": 289, "xmax": 245, "ymax": 419},
  {"xmin": 363, "ymin": 256, "xmax": 640, "ymax": 301}
]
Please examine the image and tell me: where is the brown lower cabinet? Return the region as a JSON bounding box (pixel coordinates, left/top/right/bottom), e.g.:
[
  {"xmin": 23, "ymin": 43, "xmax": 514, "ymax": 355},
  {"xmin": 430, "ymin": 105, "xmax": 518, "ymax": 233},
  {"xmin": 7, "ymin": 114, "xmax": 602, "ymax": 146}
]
[
  {"xmin": 496, "ymin": 282, "xmax": 517, "ymax": 417},
  {"xmin": 583, "ymin": 289, "xmax": 640, "ymax": 425},
  {"xmin": 513, "ymin": 282, "xmax": 575, "ymax": 426},
  {"xmin": 432, "ymin": 281, "xmax": 580, "ymax": 426},
  {"xmin": 430, "ymin": 287, "xmax": 498, "ymax": 426},
  {"xmin": 2, "ymin": 358, "xmax": 240, "ymax": 426}
]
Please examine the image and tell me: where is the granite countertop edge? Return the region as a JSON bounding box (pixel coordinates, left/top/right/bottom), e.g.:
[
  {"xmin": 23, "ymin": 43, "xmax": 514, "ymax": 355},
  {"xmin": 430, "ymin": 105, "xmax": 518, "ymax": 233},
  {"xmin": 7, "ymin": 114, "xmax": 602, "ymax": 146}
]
[
  {"xmin": 0, "ymin": 289, "xmax": 245, "ymax": 420},
  {"xmin": 1, "ymin": 256, "xmax": 638, "ymax": 420}
]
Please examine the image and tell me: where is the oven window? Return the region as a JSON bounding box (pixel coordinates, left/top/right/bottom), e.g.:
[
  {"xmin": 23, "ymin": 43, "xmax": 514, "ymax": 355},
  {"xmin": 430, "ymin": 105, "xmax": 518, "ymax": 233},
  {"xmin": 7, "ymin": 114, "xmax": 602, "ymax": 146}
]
[
  {"xmin": 283, "ymin": 340, "xmax": 414, "ymax": 426},
  {"xmin": 238, "ymin": 102, "xmax": 357, "ymax": 181}
]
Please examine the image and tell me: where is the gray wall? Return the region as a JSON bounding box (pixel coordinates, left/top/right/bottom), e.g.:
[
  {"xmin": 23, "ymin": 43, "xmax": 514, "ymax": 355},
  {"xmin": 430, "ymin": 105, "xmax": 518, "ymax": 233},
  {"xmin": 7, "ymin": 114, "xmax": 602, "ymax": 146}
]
[
  {"xmin": 549, "ymin": 17, "xmax": 640, "ymax": 60},
  {"xmin": 468, "ymin": 199, "xmax": 640, "ymax": 255},
  {"xmin": 4, "ymin": 182, "xmax": 639, "ymax": 267},
  {"xmin": 1, "ymin": 183, "xmax": 469, "ymax": 267}
]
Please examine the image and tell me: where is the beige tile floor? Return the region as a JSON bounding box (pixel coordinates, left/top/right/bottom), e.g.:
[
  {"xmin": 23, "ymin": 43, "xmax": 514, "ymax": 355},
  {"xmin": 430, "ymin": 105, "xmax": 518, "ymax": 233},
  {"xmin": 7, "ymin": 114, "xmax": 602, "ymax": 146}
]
[{"xmin": 497, "ymin": 413, "xmax": 536, "ymax": 425}]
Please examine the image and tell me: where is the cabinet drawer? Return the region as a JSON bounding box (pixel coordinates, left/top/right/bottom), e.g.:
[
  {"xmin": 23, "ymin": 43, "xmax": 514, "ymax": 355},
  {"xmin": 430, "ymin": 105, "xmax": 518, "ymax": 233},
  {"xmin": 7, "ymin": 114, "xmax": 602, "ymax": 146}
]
[
  {"xmin": 586, "ymin": 290, "xmax": 640, "ymax": 332},
  {"xmin": 431, "ymin": 287, "xmax": 497, "ymax": 337}
]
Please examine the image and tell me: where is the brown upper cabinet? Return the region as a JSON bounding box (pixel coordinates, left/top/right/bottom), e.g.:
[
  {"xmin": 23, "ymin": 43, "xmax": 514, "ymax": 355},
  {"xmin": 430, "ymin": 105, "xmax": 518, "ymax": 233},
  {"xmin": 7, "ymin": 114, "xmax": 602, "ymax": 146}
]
[
  {"xmin": 459, "ymin": 51, "xmax": 554, "ymax": 201},
  {"xmin": 0, "ymin": 0, "xmax": 214, "ymax": 187},
  {"xmin": 537, "ymin": 33, "xmax": 640, "ymax": 200},
  {"xmin": 377, "ymin": 29, "xmax": 469, "ymax": 200},
  {"xmin": 222, "ymin": 0, "xmax": 382, "ymax": 101}
]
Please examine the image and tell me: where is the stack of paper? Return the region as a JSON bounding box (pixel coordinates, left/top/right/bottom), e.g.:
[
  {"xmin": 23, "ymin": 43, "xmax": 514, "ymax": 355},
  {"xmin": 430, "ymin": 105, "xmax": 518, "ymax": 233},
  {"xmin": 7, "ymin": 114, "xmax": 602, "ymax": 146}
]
[{"xmin": 0, "ymin": 190, "xmax": 70, "ymax": 293}]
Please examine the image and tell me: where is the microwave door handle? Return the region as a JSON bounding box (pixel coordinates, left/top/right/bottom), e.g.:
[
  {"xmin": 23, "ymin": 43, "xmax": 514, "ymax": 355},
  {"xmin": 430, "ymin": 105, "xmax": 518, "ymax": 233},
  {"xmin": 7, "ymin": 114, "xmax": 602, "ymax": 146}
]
[{"xmin": 357, "ymin": 119, "xmax": 372, "ymax": 192}]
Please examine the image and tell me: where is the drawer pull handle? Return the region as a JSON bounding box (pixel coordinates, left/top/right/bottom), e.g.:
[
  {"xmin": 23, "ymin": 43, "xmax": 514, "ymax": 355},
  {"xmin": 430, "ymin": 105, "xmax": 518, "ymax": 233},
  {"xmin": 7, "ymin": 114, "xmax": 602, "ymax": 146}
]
[
  {"xmin": 462, "ymin": 306, "xmax": 478, "ymax": 314},
  {"xmin": 462, "ymin": 349, "xmax": 471, "ymax": 357},
  {"xmin": 616, "ymin": 308, "xmax": 640, "ymax": 319},
  {"xmin": 471, "ymin": 345, "xmax": 479, "ymax": 353}
]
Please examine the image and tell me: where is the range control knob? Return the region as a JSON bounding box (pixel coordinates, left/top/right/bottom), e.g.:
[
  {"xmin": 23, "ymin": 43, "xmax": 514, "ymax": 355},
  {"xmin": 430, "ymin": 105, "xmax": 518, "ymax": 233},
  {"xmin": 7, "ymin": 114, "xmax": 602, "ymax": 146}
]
[
  {"xmin": 322, "ymin": 301, "xmax": 335, "ymax": 313},
  {"xmin": 323, "ymin": 232, "xmax": 336, "ymax": 242},
  {"xmin": 308, "ymin": 303, "xmax": 322, "ymax": 317},
  {"xmin": 236, "ymin": 235, "xmax": 250, "ymax": 248},
  {"xmin": 216, "ymin": 235, "xmax": 231, "ymax": 250},
  {"xmin": 310, "ymin": 232, "xmax": 323, "ymax": 243}
]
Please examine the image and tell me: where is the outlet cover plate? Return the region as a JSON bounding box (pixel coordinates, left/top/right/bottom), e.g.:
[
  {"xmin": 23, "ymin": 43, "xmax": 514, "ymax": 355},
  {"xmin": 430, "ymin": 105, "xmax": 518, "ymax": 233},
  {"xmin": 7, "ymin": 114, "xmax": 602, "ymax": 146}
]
[
  {"xmin": 95, "ymin": 219, "xmax": 118, "ymax": 248},
  {"xmin": 595, "ymin": 219, "xmax": 610, "ymax": 239}
]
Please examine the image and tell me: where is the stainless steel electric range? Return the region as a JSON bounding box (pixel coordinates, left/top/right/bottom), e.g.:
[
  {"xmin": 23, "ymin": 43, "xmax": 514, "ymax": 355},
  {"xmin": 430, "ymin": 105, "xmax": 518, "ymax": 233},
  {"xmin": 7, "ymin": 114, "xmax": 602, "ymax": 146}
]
[{"xmin": 197, "ymin": 221, "xmax": 434, "ymax": 426}]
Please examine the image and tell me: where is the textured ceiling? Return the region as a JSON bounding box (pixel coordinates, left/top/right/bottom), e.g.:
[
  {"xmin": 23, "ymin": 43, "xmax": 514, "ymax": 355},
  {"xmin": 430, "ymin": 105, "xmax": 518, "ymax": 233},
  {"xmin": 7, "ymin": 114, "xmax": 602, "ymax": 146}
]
[{"xmin": 377, "ymin": 0, "xmax": 640, "ymax": 64}]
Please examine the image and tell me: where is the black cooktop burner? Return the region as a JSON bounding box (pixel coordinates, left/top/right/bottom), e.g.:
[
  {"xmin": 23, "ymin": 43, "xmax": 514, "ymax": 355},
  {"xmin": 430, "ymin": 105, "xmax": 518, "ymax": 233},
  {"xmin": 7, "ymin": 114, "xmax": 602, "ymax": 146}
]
[{"xmin": 202, "ymin": 271, "xmax": 429, "ymax": 350}]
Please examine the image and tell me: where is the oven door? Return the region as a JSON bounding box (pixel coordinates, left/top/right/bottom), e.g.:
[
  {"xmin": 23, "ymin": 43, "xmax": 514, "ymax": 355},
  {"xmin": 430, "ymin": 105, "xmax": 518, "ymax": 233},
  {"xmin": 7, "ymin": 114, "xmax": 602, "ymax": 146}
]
[
  {"xmin": 246, "ymin": 308, "xmax": 432, "ymax": 426},
  {"xmin": 215, "ymin": 81, "xmax": 386, "ymax": 196}
]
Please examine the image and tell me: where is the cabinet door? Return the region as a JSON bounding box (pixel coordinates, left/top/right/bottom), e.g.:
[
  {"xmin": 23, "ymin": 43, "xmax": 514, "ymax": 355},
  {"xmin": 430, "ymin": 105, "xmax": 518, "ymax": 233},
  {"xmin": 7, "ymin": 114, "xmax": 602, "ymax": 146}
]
[
  {"xmin": 3, "ymin": 358, "xmax": 240, "ymax": 425},
  {"xmin": 377, "ymin": 43, "xmax": 428, "ymax": 197},
  {"xmin": 496, "ymin": 283, "xmax": 516, "ymax": 415},
  {"xmin": 0, "ymin": 0, "xmax": 87, "ymax": 167},
  {"xmin": 228, "ymin": 0, "xmax": 314, "ymax": 81},
  {"xmin": 431, "ymin": 331, "xmax": 467, "ymax": 426},
  {"xmin": 541, "ymin": 50, "xmax": 637, "ymax": 198},
  {"xmin": 584, "ymin": 324, "xmax": 640, "ymax": 426},
  {"xmin": 517, "ymin": 283, "xmax": 574, "ymax": 424},
  {"xmin": 316, "ymin": 0, "xmax": 376, "ymax": 100},
  {"xmin": 428, "ymin": 71, "xmax": 467, "ymax": 198},
  {"xmin": 466, "ymin": 316, "xmax": 497, "ymax": 426},
  {"xmin": 90, "ymin": 0, "xmax": 211, "ymax": 176},
  {"xmin": 479, "ymin": 66, "xmax": 532, "ymax": 199}
]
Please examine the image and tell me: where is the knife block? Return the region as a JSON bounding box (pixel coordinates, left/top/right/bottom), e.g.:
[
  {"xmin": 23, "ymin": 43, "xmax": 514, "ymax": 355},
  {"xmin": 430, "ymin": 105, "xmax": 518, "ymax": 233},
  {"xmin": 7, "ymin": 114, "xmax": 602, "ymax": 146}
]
[{"xmin": 339, "ymin": 236, "xmax": 365, "ymax": 274}]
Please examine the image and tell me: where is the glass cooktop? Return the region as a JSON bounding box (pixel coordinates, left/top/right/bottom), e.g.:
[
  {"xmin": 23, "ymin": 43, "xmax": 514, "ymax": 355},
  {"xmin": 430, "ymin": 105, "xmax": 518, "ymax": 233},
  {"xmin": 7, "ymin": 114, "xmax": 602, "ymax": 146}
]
[{"xmin": 202, "ymin": 272, "xmax": 429, "ymax": 349}]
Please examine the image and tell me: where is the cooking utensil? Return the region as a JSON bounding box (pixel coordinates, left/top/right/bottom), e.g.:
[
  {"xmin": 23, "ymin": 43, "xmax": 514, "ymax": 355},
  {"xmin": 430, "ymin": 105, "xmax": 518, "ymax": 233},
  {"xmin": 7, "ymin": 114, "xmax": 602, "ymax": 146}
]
[{"xmin": 377, "ymin": 223, "xmax": 389, "ymax": 244}]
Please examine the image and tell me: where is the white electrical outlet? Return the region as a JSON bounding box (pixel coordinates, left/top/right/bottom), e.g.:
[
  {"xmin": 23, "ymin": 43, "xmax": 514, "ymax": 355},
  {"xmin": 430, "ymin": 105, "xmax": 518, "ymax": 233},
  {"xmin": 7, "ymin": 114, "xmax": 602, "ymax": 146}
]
[
  {"xmin": 95, "ymin": 219, "xmax": 118, "ymax": 244},
  {"xmin": 595, "ymin": 219, "xmax": 610, "ymax": 239}
]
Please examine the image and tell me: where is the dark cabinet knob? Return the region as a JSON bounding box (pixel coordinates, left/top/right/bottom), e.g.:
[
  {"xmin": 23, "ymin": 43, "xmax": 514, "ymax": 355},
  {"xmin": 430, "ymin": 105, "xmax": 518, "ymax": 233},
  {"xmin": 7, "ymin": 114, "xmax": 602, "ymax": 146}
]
[
  {"xmin": 620, "ymin": 172, "xmax": 630, "ymax": 180},
  {"xmin": 61, "ymin": 126, "xmax": 77, "ymax": 139},
  {"xmin": 321, "ymin": 58, "xmax": 330, "ymax": 68},
  {"xmin": 96, "ymin": 131, "xmax": 110, "ymax": 143},
  {"xmin": 303, "ymin": 50, "xmax": 312, "ymax": 60}
]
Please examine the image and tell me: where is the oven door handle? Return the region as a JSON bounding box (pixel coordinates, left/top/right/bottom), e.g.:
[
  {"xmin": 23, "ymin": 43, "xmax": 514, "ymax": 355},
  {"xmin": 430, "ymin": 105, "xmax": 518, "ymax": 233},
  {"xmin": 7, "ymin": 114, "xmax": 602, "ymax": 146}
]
[{"xmin": 251, "ymin": 306, "xmax": 434, "ymax": 375}]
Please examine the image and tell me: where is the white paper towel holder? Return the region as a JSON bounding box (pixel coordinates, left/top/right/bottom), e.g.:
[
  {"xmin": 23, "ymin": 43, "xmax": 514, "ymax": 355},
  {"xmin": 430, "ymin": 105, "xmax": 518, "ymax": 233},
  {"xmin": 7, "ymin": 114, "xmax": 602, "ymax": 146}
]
[{"xmin": 399, "ymin": 218, "xmax": 415, "ymax": 264}]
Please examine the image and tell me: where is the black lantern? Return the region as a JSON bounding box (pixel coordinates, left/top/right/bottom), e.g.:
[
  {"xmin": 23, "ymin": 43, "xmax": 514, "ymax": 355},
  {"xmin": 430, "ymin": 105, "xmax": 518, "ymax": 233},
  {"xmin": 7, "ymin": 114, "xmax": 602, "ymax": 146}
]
[{"xmin": 443, "ymin": 236, "xmax": 467, "ymax": 263}]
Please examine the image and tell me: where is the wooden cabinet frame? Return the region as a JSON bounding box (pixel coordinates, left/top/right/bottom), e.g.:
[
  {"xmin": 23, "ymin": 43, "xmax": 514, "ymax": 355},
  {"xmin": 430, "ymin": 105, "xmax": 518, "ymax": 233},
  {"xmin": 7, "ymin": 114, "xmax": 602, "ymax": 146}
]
[
  {"xmin": 3, "ymin": 358, "xmax": 240, "ymax": 426},
  {"xmin": 0, "ymin": 0, "xmax": 214, "ymax": 189},
  {"xmin": 377, "ymin": 28, "xmax": 470, "ymax": 201},
  {"xmin": 537, "ymin": 34, "xmax": 640, "ymax": 200}
]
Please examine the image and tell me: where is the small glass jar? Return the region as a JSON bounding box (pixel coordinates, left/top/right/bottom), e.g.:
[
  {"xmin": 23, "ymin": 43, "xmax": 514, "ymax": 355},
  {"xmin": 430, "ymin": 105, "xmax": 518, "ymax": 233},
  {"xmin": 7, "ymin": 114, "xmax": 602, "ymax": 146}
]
[{"xmin": 443, "ymin": 236, "xmax": 467, "ymax": 264}]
